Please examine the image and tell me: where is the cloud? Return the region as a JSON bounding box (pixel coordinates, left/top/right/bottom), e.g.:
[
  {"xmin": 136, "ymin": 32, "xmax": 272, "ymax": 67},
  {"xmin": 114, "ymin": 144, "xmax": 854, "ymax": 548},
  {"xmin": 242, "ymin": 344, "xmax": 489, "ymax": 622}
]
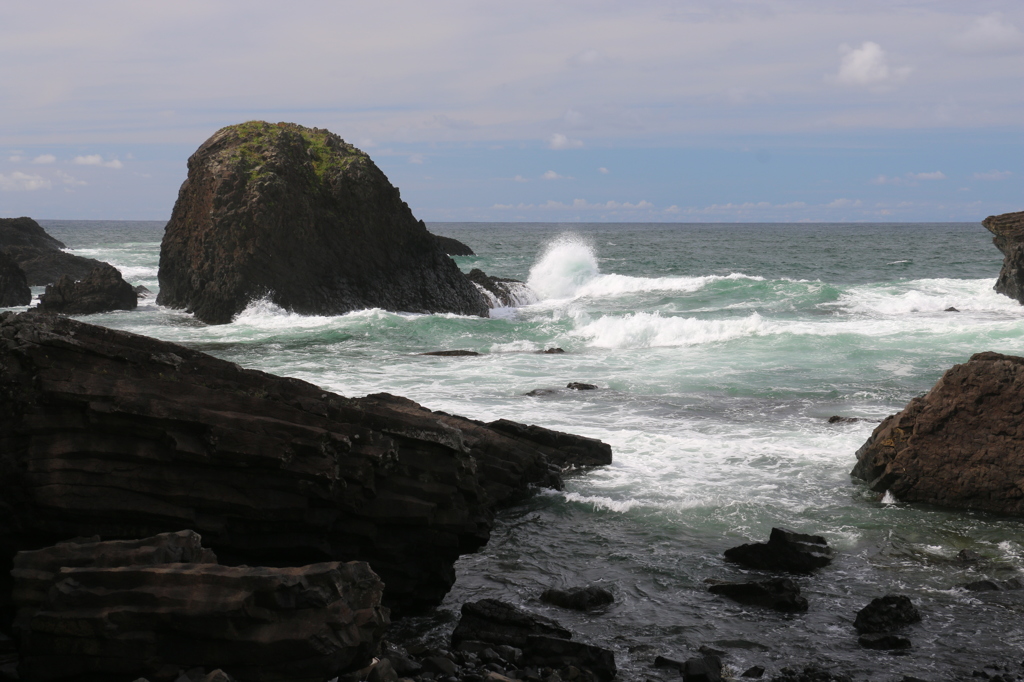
[
  {"xmin": 8, "ymin": 156, "xmax": 23, "ymax": 163},
  {"xmin": 54, "ymin": 170, "xmax": 86, "ymax": 186},
  {"xmin": 953, "ymin": 13, "xmax": 1023, "ymax": 53},
  {"xmin": 908, "ymin": 171, "xmax": 946, "ymax": 180},
  {"xmin": 512, "ymin": 175, "xmax": 528, "ymax": 183},
  {"xmin": 542, "ymin": 170, "xmax": 570, "ymax": 180},
  {"xmin": 872, "ymin": 171, "xmax": 946, "ymax": 185},
  {"xmin": 834, "ymin": 42, "xmax": 912, "ymax": 87},
  {"xmin": 598, "ymin": 167, "xmax": 609, "ymax": 174},
  {"xmin": 826, "ymin": 198, "xmax": 862, "ymax": 208},
  {"xmin": 0, "ymin": 172, "xmax": 51, "ymax": 191},
  {"xmin": 548, "ymin": 133, "xmax": 583, "ymax": 150},
  {"xmin": 408, "ymin": 154, "xmax": 425, "ymax": 164},
  {"xmin": 31, "ymin": 154, "xmax": 56, "ymax": 164},
  {"xmin": 72, "ymin": 154, "xmax": 122, "ymax": 168},
  {"xmin": 974, "ymin": 170, "xmax": 1013, "ymax": 181},
  {"xmin": 567, "ymin": 49, "xmax": 605, "ymax": 67}
]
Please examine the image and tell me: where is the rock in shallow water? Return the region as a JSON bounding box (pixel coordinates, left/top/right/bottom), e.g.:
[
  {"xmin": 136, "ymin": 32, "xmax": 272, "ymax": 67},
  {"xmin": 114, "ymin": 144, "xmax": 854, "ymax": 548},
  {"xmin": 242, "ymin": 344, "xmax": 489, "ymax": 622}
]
[
  {"xmin": 0, "ymin": 217, "xmax": 107, "ymax": 286},
  {"xmin": 540, "ymin": 585, "xmax": 614, "ymax": 611},
  {"xmin": 853, "ymin": 595, "xmax": 921, "ymax": 634},
  {"xmin": 37, "ymin": 263, "xmax": 138, "ymax": 314},
  {"xmin": 724, "ymin": 528, "xmax": 833, "ymax": 573},
  {"xmin": 708, "ymin": 578, "xmax": 808, "ymax": 613},
  {"xmin": 156, "ymin": 121, "xmax": 488, "ymax": 324}
]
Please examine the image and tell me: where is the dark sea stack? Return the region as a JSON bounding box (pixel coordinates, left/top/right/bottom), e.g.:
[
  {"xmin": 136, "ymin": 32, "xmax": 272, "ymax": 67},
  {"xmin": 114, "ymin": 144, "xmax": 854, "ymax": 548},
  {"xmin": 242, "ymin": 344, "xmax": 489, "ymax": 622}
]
[
  {"xmin": 156, "ymin": 121, "xmax": 488, "ymax": 324},
  {"xmin": 0, "ymin": 217, "xmax": 106, "ymax": 286},
  {"xmin": 0, "ymin": 252, "xmax": 30, "ymax": 307},
  {"xmin": 36, "ymin": 263, "xmax": 138, "ymax": 314},
  {"xmin": 724, "ymin": 527, "xmax": 833, "ymax": 573},
  {"xmin": 851, "ymin": 352, "xmax": 1024, "ymax": 515},
  {"xmin": 0, "ymin": 311, "xmax": 612, "ymax": 616},
  {"xmin": 982, "ymin": 210, "xmax": 1024, "ymax": 303},
  {"xmin": 433, "ymin": 233, "xmax": 474, "ymax": 256}
]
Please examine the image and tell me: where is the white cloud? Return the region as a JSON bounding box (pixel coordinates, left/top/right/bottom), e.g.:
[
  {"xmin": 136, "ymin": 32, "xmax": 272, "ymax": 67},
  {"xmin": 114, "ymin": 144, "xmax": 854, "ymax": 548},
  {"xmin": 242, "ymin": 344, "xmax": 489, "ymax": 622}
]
[
  {"xmin": 31, "ymin": 154, "xmax": 56, "ymax": 164},
  {"xmin": 598, "ymin": 167, "xmax": 609, "ymax": 174},
  {"xmin": 0, "ymin": 172, "xmax": 51, "ymax": 191},
  {"xmin": 72, "ymin": 154, "xmax": 122, "ymax": 168},
  {"xmin": 974, "ymin": 170, "xmax": 1013, "ymax": 181},
  {"xmin": 513, "ymin": 175, "xmax": 528, "ymax": 182},
  {"xmin": 408, "ymin": 154, "xmax": 425, "ymax": 164},
  {"xmin": 492, "ymin": 198, "xmax": 653, "ymax": 211},
  {"xmin": 54, "ymin": 170, "xmax": 86, "ymax": 186},
  {"xmin": 826, "ymin": 198, "xmax": 862, "ymax": 208},
  {"xmin": 908, "ymin": 171, "xmax": 945, "ymax": 180},
  {"xmin": 542, "ymin": 170, "xmax": 570, "ymax": 180},
  {"xmin": 953, "ymin": 13, "xmax": 1023, "ymax": 54},
  {"xmin": 835, "ymin": 42, "xmax": 912, "ymax": 87},
  {"xmin": 8, "ymin": 156, "xmax": 23, "ymax": 162},
  {"xmin": 872, "ymin": 171, "xmax": 945, "ymax": 185},
  {"xmin": 548, "ymin": 133, "xmax": 583, "ymax": 150},
  {"xmin": 567, "ymin": 49, "xmax": 605, "ymax": 67}
]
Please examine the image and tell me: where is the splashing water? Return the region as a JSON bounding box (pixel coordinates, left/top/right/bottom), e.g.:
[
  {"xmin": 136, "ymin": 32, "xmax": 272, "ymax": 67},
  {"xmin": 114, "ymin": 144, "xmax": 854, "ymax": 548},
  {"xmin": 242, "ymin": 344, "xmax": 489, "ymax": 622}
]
[{"xmin": 526, "ymin": 234, "xmax": 600, "ymax": 299}]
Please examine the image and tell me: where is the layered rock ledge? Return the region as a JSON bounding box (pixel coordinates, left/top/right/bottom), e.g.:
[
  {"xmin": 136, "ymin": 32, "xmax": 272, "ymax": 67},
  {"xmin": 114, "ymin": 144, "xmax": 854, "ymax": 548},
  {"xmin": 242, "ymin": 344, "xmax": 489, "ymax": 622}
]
[
  {"xmin": 983, "ymin": 211, "xmax": 1024, "ymax": 303},
  {"xmin": 157, "ymin": 121, "xmax": 488, "ymax": 324},
  {"xmin": 852, "ymin": 351, "xmax": 1024, "ymax": 515},
  {"xmin": 0, "ymin": 311, "xmax": 611, "ymax": 622}
]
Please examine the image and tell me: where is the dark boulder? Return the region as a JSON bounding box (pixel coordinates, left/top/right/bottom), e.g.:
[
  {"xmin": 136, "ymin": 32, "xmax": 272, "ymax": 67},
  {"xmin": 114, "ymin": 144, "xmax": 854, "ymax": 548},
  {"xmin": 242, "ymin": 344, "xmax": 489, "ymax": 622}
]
[
  {"xmin": 451, "ymin": 599, "xmax": 571, "ymax": 649},
  {"xmin": 708, "ymin": 578, "xmax": 808, "ymax": 612},
  {"xmin": 433, "ymin": 234, "xmax": 475, "ymax": 256},
  {"xmin": 724, "ymin": 528, "xmax": 833, "ymax": 573},
  {"xmin": 540, "ymin": 585, "xmax": 614, "ymax": 611},
  {"xmin": 853, "ymin": 595, "xmax": 921, "ymax": 634},
  {"xmin": 536, "ymin": 347, "xmax": 565, "ymax": 354},
  {"xmin": 0, "ymin": 311, "xmax": 612, "ymax": 618},
  {"xmin": 960, "ymin": 578, "xmax": 1023, "ymax": 592},
  {"xmin": 851, "ymin": 352, "xmax": 1024, "ymax": 515},
  {"xmin": 157, "ymin": 121, "xmax": 488, "ymax": 324},
  {"xmin": 0, "ymin": 252, "xmax": 30, "ymax": 307},
  {"xmin": 681, "ymin": 655, "xmax": 722, "ymax": 682},
  {"xmin": 567, "ymin": 382, "xmax": 598, "ymax": 390},
  {"xmin": 857, "ymin": 633, "xmax": 912, "ymax": 650},
  {"xmin": 37, "ymin": 263, "xmax": 138, "ymax": 314},
  {"xmin": 0, "ymin": 217, "xmax": 106, "ymax": 286},
  {"xmin": 982, "ymin": 211, "xmax": 1024, "ymax": 303},
  {"xmin": 523, "ymin": 635, "xmax": 616, "ymax": 681},
  {"xmin": 419, "ymin": 349, "xmax": 481, "ymax": 356},
  {"xmin": 466, "ymin": 268, "xmax": 537, "ymax": 308}
]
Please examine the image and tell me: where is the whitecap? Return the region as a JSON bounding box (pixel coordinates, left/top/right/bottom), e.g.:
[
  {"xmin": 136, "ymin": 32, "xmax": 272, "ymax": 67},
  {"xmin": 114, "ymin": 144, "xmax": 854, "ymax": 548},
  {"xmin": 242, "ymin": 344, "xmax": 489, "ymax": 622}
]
[{"xmin": 571, "ymin": 311, "xmax": 765, "ymax": 349}]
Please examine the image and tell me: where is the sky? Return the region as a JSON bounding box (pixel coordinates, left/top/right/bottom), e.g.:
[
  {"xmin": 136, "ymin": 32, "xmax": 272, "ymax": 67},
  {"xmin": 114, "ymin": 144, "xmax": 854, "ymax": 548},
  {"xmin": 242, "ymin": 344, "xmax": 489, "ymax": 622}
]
[{"xmin": 0, "ymin": 1, "xmax": 1021, "ymax": 223}]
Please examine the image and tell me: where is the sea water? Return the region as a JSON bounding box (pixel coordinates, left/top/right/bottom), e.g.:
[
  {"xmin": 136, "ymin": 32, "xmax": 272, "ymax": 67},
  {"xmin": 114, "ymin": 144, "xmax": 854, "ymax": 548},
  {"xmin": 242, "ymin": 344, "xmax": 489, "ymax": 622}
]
[{"xmin": 20, "ymin": 220, "xmax": 1024, "ymax": 680}]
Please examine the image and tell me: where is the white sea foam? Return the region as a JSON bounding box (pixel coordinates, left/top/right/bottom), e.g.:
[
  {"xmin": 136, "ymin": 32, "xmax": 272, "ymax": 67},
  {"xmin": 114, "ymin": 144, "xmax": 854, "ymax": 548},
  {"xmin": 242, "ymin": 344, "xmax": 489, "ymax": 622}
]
[
  {"xmin": 562, "ymin": 492, "xmax": 640, "ymax": 513},
  {"xmin": 115, "ymin": 265, "xmax": 159, "ymax": 280},
  {"xmin": 835, "ymin": 278, "xmax": 1022, "ymax": 316},
  {"xmin": 571, "ymin": 311, "xmax": 765, "ymax": 348}
]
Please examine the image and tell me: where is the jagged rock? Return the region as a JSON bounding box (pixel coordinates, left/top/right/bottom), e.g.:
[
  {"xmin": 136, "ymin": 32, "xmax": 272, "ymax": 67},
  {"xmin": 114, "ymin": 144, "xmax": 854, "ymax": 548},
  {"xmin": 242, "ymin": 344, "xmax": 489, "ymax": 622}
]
[
  {"xmin": 522, "ymin": 636, "xmax": 616, "ymax": 681},
  {"xmin": 15, "ymin": 553, "xmax": 386, "ymax": 682},
  {"xmin": 0, "ymin": 252, "xmax": 30, "ymax": 307},
  {"xmin": 853, "ymin": 595, "xmax": 921, "ymax": 634},
  {"xmin": 451, "ymin": 599, "xmax": 571, "ymax": 649},
  {"xmin": 0, "ymin": 311, "xmax": 612, "ymax": 619},
  {"xmin": 433, "ymin": 234, "xmax": 474, "ymax": 256},
  {"xmin": 708, "ymin": 578, "xmax": 808, "ymax": 612},
  {"xmin": 851, "ymin": 351, "xmax": 1024, "ymax": 515},
  {"xmin": 567, "ymin": 382, "xmax": 598, "ymax": 391},
  {"xmin": 37, "ymin": 263, "xmax": 138, "ymax": 314},
  {"xmin": 724, "ymin": 528, "xmax": 833, "ymax": 573},
  {"xmin": 467, "ymin": 268, "xmax": 538, "ymax": 308},
  {"xmin": 419, "ymin": 349, "xmax": 481, "ymax": 356},
  {"xmin": 156, "ymin": 121, "xmax": 488, "ymax": 324},
  {"xmin": 0, "ymin": 217, "xmax": 107, "ymax": 286},
  {"xmin": 982, "ymin": 211, "xmax": 1024, "ymax": 303},
  {"xmin": 540, "ymin": 585, "xmax": 614, "ymax": 611}
]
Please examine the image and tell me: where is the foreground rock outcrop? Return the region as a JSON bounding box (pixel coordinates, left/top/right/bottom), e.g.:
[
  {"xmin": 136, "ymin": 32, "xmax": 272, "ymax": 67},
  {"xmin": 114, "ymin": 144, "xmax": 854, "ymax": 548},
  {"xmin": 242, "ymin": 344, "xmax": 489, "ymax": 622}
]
[
  {"xmin": 157, "ymin": 121, "xmax": 488, "ymax": 324},
  {"xmin": 982, "ymin": 211, "xmax": 1024, "ymax": 303},
  {"xmin": 37, "ymin": 263, "xmax": 138, "ymax": 314},
  {"xmin": 852, "ymin": 351, "xmax": 1024, "ymax": 515},
  {"xmin": 12, "ymin": 532, "xmax": 386, "ymax": 682},
  {"xmin": 0, "ymin": 311, "xmax": 611, "ymax": 621},
  {"xmin": 0, "ymin": 252, "xmax": 30, "ymax": 307},
  {"xmin": 0, "ymin": 217, "xmax": 106, "ymax": 286}
]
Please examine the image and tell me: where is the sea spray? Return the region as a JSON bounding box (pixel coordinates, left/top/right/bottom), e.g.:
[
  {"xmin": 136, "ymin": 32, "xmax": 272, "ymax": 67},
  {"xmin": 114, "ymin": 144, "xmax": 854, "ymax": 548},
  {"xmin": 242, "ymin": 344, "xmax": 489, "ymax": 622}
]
[{"xmin": 527, "ymin": 234, "xmax": 600, "ymax": 299}]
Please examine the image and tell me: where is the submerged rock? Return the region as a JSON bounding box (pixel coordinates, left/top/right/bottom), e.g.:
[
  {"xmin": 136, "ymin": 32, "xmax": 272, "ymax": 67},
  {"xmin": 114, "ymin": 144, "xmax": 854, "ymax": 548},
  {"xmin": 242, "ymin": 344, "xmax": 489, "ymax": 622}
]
[
  {"xmin": 853, "ymin": 595, "xmax": 921, "ymax": 634},
  {"xmin": 708, "ymin": 578, "xmax": 808, "ymax": 612},
  {"xmin": 157, "ymin": 121, "xmax": 487, "ymax": 324},
  {"xmin": 0, "ymin": 311, "xmax": 612, "ymax": 618},
  {"xmin": 467, "ymin": 268, "xmax": 538, "ymax": 308},
  {"xmin": 0, "ymin": 251, "xmax": 30, "ymax": 307},
  {"xmin": 724, "ymin": 528, "xmax": 833, "ymax": 573},
  {"xmin": 567, "ymin": 382, "xmax": 598, "ymax": 390},
  {"xmin": 540, "ymin": 585, "xmax": 614, "ymax": 611},
  {"xmin": 982, "ymin": 210, "xmax": 1024, "ymax": 303},
  {"xmin": 851, "ymin": 351, "xmax": 1024, "ymax": 515},
  {"xmin": 419, "ymin": 349, "xmax": 481, "ymax": 356},
  {"xmin": 0, "ymin": 217, "xmax": 106, "ymax": 286},
  {"xmin": 37, "ymin": 263, "xmax": 138, "ymax": 314}
]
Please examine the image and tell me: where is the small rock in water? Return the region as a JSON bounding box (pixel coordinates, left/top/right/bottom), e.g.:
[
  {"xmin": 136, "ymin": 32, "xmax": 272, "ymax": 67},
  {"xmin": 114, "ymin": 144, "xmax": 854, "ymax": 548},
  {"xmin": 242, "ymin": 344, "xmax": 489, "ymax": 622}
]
[
  {"xmin": 858, "ymin": 632, "xmax": 912, "ymax": 650},
  {"xmin": 653, "ymin": 655, "xmax": 685, "ymax": 671},
  {"xmin": 960, "ymin": 578, "xmax": 1023, "ymax": 592},
  {"xmin": 566, "ymin": 382, "xmax": 598, "ymax": 391},
  {"xmin": 742, "ymin": 665, "xmax": 766, "ymax": 678},
  {"xmin": 724, "ymin": 527, "xmax": 833, "ymax": 573},
  {"xmin": 854, "ymin": 595, "xmax": 921, "ymax": 634},
  {"xmin": 681, "ymin": 655, "xmax": 722, "ymax": 682},
  {"xmin": 420, "ymin": 350, "xmax": 481, "ymax": 356},
  {"xmin": 540, "ymin": 585, "xmax": 614, "ymax": 611},
  {"xmin": 708, "ymin": 578, "xmax": 808, "ymax": 612},
  {"xmin": 827, "ymin": 415, "xmax": 859, "ymax": 424},
  {"xmin": 536, "ymin": 347, "xmax": 565, "ymax": 354},
  {"xmin": 526, "ymin": 388, "xmax": 558, "ymax": 397},
  {"xmin": 957, "ymin": 549, "xmax": 984, "ymax": 563},
  {"xmin": 945, "ymin": 306, "xmax": 960, "ymax": 312}
]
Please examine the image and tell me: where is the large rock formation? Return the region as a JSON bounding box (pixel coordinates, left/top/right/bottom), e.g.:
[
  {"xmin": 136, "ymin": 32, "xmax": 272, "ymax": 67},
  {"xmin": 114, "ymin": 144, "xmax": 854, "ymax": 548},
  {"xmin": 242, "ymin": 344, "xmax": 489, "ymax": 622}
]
[
  {"xmin": 433, "ymin": 234, "xmax": 474, "ymax": 256},
  {"xmin": 157, "ymin": 121, "xmax": 488, "ymax": 324},
  {"xmin": 852, "ymin": 351, "xmax": 1024, "ymax": 515},
  {"xmin": 982, "ymin": 211, "xmax": 1024, "ymax": 303},
  {"xmin": 0, "ymin": 217, "xmax": 106, "ymax": 286},
  {"xmin": 37, "ymin": 263, "xmax": 138, "ymax": 315},
  {"xmin": 0, "ymin": 252, "xmax": 30, "ymax": 307},
  {"xmin": 0, "ymin": 311, "xmax": 611, "ymax": 621}
]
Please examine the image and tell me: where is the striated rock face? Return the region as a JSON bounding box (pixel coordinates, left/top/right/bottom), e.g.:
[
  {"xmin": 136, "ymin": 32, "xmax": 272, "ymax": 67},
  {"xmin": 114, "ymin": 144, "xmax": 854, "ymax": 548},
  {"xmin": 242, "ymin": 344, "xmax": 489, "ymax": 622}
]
[
  {"xmin": 0, "ymin": 311, "xmax": 611, "ymax": 618},
  {"xmin": 0, "ymin": 252, "xmax": 30, "ymax": 307},
  {"xmin": 157, "ymin": 121, "xmax": 488, "ymax": 324},
  {"xmin": 37, "ymin": 263, "xmax": 138, "ymax": 315},
  {"xmin": 983, "ymin": 211, "xmax": 1024, "ymax": 303},
  {"xmin": 14, "ymin": 541, "xmax": 386, "ymax": 682},
  {"xmin": 851, "ymin": 351, "xmax": 1024, "ymax": 515},
  {"xmin": 0, "ymin": 217, "xmax": 106, "ymax": 286}
]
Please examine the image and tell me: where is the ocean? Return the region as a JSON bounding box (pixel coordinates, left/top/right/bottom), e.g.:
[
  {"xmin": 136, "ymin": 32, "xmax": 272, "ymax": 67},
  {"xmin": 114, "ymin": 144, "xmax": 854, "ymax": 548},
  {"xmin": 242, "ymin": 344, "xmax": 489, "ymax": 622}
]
[{"xmin": 22, "ymin": 220, "xmax": 1024, "ymax": 680}]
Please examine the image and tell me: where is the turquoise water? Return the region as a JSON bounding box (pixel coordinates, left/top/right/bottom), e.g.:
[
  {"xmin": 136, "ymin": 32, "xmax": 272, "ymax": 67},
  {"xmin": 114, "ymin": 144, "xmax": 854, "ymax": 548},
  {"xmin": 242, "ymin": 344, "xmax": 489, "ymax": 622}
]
[{"xmin": 21, "ymin": 220, "xmax": 1024, "ymax": 680}]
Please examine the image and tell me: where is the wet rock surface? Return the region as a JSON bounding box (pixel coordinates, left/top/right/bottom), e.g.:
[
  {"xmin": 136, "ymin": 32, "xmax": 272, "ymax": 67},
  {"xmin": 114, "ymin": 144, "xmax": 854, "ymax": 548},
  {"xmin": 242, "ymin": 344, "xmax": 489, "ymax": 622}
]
[
  {"xmin": 466, "ymin": 269, "xmax": 537, "ymax": 309},
  {"xmin": 0, "ymin": 252, "xmax": 30, "ymax": 307},
  {"xmin": 539, "ymin": 585, "xmax": 614, "ymax": 611},
  {"xmin": 0, "ymin": 217, "xmax": 106, "ymax": 286},
  {"xmin": 157, "ymin": 121, "xmax": 487, "ymax": 324},
  {"xmin": 37, "ymin": 263, "xmax": 138, "ymax": 314},
  {"xmin": 0, "ymin": 311, "xmax": 612, "ymax": 621},
  {"xmin": 724, "ymin": 528, "xmax": 834, "ymax": 573},
  {"xmin": 708, "ymin": 578, "xmax": 809, "ymax": 613},
  {"xmin": 854, "ymin": 595, "xmax": 921, "ymax": 634},
  {"xmin": 982, "ymin": 210, "xmax": 1024, "ymax": 303},
  {"xmin": 851, "ymin": 351, "xmax": 1024, "ymax": 515}
]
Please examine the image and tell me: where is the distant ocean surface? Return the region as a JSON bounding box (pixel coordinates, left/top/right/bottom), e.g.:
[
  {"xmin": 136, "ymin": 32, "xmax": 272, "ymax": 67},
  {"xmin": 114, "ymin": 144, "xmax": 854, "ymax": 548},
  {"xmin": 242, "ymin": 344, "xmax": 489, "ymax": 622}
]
[{"xmin": 24, "ymin": 220, "xmax": 1024, "ymax": 680}]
